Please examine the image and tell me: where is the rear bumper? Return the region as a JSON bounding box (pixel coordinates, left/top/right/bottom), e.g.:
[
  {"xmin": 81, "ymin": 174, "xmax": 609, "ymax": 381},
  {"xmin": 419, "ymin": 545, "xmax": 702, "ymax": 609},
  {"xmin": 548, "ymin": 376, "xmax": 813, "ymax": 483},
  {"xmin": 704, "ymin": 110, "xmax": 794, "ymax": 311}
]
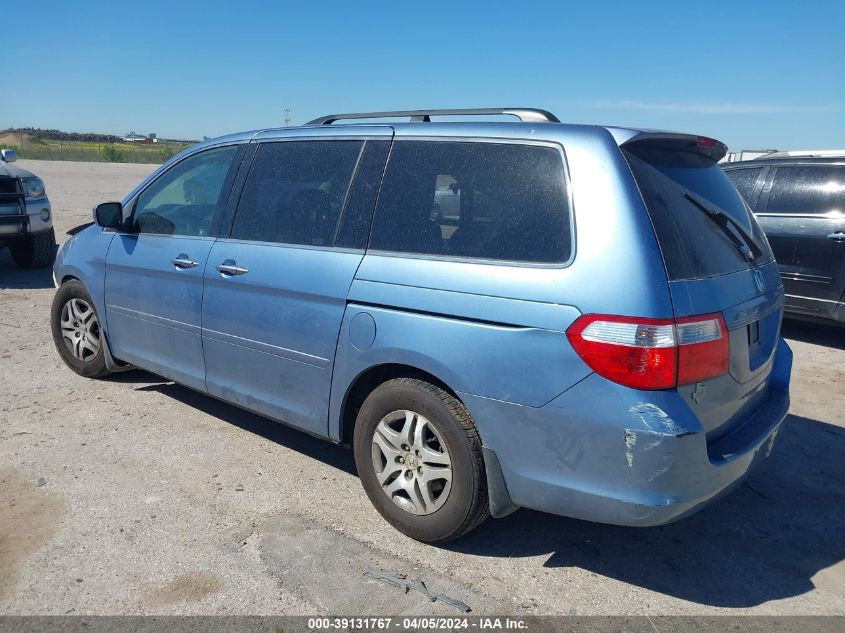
[{"xmin": 462, "ymin": 338, "xmax": 792, "ymax": 527}]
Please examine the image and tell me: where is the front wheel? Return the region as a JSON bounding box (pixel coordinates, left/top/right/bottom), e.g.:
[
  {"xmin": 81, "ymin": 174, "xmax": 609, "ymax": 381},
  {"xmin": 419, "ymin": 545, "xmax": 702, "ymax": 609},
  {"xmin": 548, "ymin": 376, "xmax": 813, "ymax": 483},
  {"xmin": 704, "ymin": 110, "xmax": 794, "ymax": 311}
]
[
  {"xmin": 50, "ymin": 280, "xmax": 112, "ymax": 378},
  {"xmin": 353, "ymin": 378, "xmax": 489, "ymax": 542},
  {"xmin": 11, "ymin": 228, "xmax": 56, "ymax": 268}
]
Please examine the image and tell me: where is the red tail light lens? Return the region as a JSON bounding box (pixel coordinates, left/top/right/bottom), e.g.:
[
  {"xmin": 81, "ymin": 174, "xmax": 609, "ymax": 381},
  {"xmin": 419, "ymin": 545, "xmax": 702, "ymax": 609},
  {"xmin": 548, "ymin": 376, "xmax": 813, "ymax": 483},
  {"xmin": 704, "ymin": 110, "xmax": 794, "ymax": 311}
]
[
  {"xmin": 566, "ymin": 313, "xmax": 729, "ymax": 390},
  {"xmin": 675, "ymin": 315, "xmax": 730, "ymax": 385}
]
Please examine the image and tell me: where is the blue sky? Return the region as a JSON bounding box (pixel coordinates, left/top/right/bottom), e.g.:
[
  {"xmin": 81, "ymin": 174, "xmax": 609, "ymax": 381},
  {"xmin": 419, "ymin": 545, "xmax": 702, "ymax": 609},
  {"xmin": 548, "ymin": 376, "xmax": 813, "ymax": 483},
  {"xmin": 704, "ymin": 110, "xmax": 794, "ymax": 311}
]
[{"xmin": 5, "ymin": 1, "xmax": 843, "ymax": 150}]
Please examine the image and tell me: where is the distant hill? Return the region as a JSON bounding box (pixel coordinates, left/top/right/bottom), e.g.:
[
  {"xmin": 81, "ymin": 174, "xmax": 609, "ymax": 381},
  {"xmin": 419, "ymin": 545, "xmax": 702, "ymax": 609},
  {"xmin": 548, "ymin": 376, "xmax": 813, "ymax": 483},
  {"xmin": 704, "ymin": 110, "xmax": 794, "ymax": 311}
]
[
  {"xmin": 0, "ymin": 130, "xmax": 193, "ymax": 165},
  {"xmin": 1, "ymin": 127, "xmax": 124, "ymax": 144},
  {"xmin": 0, "ymin": 127, "xmax": 199, "ymax": 145}
]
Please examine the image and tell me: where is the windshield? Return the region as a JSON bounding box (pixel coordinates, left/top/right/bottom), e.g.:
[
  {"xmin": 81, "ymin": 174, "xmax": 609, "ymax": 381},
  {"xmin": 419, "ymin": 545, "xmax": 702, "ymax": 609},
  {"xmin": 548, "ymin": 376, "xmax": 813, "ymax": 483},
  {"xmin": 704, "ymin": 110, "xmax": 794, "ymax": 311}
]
[{"xmin": 623, "ymin": 145, "xmax": 774, "ymax": 281}]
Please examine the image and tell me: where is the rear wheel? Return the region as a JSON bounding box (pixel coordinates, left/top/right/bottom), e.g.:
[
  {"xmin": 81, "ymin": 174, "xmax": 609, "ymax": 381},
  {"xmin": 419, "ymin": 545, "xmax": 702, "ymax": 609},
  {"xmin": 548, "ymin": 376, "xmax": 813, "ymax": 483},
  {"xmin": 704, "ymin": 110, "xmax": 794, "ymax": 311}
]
[
  {"xmin": 50, "ymin": 280, "xmax": 111, "ymax": 378},
  {"xmin": 11, "ymin": 228, "xmax": 56, "ymax": 269},
  {"xmin": 353, "ymin": 378, "xmax": 489, "ymax": 542}
]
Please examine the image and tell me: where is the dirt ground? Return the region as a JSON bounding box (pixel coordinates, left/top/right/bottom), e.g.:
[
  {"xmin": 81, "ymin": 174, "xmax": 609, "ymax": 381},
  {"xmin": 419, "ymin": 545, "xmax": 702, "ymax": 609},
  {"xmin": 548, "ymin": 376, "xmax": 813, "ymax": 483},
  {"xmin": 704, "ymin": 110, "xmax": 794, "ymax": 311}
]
[{"xmin": 1, "ymin": 159, "xmax": 843, "ymax": 615}]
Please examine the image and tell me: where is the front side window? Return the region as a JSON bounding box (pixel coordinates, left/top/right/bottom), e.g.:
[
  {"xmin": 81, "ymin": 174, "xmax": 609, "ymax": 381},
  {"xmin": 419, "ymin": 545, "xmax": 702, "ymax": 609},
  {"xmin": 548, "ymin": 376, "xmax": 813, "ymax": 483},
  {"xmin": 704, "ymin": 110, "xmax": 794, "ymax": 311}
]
[
  {"xmin": 133, "ymin": 145, "xmax": 239, "ymax": 236},
  {"xmin": 765, "ymin": 166, "xmax": 845, "ymax": 215},
  {"xmin": 369, "ymin": 141, "xmax": 572, "ymax": 264},
  {"xmin": 230, "ymin": 140, "xmax": 363, "ymax": 246}
]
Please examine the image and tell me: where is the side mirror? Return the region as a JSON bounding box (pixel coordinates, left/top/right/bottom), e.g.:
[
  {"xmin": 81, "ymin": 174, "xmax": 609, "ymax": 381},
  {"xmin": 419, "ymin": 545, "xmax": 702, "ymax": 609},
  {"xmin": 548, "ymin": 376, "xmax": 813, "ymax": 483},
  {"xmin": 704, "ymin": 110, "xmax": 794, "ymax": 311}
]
[
  {"xmin": 94, "ymin": 202, "xmax": 124, "ymax": 228},
  {"xmin": 1, "ymin": 149, "xmax": 17, "ymax": 163}
]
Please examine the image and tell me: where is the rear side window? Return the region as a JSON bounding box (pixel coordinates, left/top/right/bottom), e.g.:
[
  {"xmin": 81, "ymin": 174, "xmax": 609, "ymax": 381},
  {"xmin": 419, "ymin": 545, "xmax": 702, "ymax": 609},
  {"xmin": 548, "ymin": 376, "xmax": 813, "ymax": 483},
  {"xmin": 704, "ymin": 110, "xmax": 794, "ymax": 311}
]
[
  {"xmin": 369, "ymin": 141, "xmax": 572, "ymax": 264},
  {"xmin": 764, "ymin": 166, "xmax": 845, "ymax": 215},
  {"xmin": 725, "ymin": 167, "xmax": 764, "ymax": 209},
  {"xmin": 335, "ymin": 141, "xmax": 391, "ymax": 250},
  {"xmin": 231, "ymin": 140, "xmax": 363, "ymax": 246},
  {"xmin": 624, "ymin": 145, "xmax": 773, "ymax": 281}
]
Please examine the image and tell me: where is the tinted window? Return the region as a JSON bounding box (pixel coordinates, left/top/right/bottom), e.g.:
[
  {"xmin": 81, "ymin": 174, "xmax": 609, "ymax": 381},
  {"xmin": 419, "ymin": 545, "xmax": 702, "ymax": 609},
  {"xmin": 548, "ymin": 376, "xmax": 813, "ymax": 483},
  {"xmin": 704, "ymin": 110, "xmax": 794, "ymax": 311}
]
[
  {"xmin": 765, "ymin": 166, "xmax": 845, "ymax": 215},
  {"xmin": 624, "ymin": 146, "xmax": 773, "ymax": 281},
  {"xmin": 335, "ymin": 141, "xmax": 391, "ymax": 249},
  {"xmin": 369, "ymin": 141, "xmax": 571, "ymax": 263},
  {"xmin": 725, "ymin": 167, "xmax": 764, "ymax": 208},
  {"xmin": 134, "ymin": 145, "xmax": 239, "ymax": 236},
  {"xmin": 231, "ymin": 140, "xmax": 363, "ymax": 246}
]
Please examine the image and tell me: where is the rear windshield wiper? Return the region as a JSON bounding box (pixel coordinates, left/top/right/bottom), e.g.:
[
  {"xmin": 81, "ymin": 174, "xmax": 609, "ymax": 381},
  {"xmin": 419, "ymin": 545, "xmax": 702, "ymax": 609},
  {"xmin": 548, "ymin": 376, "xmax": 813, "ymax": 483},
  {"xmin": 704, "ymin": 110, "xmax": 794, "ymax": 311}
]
[{"xmin": 683, "ymin": 192, "xmax": 759, "ymax": 262}]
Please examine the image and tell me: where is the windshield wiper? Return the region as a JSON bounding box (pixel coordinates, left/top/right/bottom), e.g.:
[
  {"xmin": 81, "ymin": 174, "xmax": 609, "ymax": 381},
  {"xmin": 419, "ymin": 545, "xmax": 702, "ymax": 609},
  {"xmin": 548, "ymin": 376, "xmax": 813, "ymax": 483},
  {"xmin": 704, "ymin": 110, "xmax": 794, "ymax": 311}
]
[{"xmin": 683, "ymin": 192, "xmax": 759, "ymax": 262}]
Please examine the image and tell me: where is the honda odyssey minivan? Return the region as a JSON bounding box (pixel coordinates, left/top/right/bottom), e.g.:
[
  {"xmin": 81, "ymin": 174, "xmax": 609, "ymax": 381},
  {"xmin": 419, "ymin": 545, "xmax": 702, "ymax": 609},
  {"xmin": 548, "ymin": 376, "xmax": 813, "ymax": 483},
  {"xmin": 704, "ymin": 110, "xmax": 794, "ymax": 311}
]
[{"xmin": 51, "ymin": 108, "xmax": 792, "ymax": 542}]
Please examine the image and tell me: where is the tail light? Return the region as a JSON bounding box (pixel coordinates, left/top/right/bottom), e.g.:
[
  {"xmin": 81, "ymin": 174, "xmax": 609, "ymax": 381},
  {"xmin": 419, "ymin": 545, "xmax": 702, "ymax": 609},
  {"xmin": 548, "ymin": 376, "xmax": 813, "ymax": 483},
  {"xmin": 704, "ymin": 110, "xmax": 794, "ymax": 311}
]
[
  {"xmin": 566, "ymin": 313, "xmax": 729, "ymax": 390},
  {"xmin": 696, "ymin": 135, "xmax": 728, "ymax": 160}
]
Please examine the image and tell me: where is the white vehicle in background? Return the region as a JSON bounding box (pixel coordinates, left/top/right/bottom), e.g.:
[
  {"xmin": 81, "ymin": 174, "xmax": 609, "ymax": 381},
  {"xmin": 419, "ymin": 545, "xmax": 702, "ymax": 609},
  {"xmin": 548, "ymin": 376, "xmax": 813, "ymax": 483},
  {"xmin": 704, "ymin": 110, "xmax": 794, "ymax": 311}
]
[
  {"xmin": 0, "ymin": 148, "xmax": 56, "ymax": 268},
  {"xmin": 720, "ymin": 149, "xmax": 779, "ymax": 164}
]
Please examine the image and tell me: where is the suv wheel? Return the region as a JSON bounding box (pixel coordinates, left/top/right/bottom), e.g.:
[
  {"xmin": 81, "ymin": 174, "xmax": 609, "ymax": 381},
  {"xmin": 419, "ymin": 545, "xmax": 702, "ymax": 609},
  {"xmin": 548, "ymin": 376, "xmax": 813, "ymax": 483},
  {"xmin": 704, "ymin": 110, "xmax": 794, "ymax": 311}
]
[
  {"xmin": 353, "ymin": 378, "xmax": 489, "ymax": 542},
  {"xmin": 11, "ymin": 228, "xmax": 56, "ymax": 269},
  {"xmin": 50, "ymin": 280, "xmax": 111, "ymax": 378}
]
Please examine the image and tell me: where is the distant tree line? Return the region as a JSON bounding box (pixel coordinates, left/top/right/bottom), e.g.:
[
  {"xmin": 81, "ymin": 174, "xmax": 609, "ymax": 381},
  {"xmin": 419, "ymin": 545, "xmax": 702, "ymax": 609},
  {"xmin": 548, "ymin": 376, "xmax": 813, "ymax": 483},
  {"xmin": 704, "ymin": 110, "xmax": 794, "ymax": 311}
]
[{"xmin": 2, "ymin": 127, "xmax": 125, "ymax": 144}]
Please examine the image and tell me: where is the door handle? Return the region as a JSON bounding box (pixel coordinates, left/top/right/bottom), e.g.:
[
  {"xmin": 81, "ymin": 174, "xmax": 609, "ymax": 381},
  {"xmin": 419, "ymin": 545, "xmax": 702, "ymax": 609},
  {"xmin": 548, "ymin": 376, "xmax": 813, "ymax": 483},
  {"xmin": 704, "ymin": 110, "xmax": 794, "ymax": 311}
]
[
  {"xmin": 216, "ymin": 259, "xmax": 249, "ymax": 276},
  {"xmin": 827, "ymin": 232, "xmax": 845, "ymax": 242},
  {"xmin": 171, "ymin": 254, "xmax": 198, "ymax": 269}
]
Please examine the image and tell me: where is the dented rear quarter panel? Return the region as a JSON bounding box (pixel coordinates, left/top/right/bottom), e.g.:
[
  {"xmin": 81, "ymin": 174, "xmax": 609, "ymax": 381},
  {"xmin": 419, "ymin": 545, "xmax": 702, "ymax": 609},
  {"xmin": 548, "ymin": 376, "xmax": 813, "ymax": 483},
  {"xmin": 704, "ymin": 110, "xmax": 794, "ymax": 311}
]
[{"xmin": 460, "ymin": 337, "xmax": 791, "ymax": 526}]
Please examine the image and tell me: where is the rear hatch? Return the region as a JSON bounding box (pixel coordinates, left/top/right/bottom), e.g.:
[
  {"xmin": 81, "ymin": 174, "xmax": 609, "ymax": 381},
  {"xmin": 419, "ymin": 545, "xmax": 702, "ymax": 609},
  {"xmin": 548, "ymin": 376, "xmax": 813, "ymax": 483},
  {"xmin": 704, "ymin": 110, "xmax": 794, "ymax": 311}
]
[{"xmin": 622, "ymin": 134, "xmax": 783, "ymax": 442}]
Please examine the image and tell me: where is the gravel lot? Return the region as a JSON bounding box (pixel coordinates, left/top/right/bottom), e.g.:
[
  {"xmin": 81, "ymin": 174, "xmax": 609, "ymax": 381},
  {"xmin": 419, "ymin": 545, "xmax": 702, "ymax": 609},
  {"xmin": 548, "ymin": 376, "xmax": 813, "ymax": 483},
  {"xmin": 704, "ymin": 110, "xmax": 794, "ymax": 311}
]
[{"xmin": 1, "ymin": 159, "xmax": 843, "ymax": 616}]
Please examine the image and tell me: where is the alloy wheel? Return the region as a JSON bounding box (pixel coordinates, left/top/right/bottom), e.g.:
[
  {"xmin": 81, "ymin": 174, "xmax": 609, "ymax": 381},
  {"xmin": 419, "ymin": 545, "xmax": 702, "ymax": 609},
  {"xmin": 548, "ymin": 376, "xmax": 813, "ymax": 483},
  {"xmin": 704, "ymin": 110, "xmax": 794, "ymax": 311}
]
[
  {"xmin": 371, "ymin": 409, "xmax": 452, "ymax": 515},
  {"xmin": 60, "ymin": 298, "xmax": 101, "ymax": 362}
]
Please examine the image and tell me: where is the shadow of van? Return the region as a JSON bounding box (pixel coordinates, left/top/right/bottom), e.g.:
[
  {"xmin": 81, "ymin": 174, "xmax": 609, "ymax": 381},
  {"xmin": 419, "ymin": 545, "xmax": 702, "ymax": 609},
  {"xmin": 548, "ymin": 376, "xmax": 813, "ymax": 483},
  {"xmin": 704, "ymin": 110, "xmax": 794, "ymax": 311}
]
[
  {"xmin": 0, "ymin": 249, "xmax": 55, "ymax": 289},
  {"xmin": 111, "ymin": 376, "xmax": 842, "ymax": 608},
  {"xmin": 447, "ymin": 413, "xmax": 844, "ymax": 608}
]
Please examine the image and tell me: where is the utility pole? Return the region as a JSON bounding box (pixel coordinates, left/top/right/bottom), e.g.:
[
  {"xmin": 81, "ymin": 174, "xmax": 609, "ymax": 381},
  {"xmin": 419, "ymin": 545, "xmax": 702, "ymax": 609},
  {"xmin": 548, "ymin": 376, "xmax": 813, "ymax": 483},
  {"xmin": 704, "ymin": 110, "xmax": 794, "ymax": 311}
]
[{"xmin": 283, "ymin": 108, "xmax": 292, "ymax": 126}]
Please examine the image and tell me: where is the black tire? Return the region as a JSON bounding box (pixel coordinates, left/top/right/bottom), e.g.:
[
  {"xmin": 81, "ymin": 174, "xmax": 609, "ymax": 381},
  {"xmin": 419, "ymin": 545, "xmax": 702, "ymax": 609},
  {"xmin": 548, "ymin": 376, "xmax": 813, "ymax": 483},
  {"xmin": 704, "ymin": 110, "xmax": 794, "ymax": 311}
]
[
  {"xmin": 353, "ymin": 378, "xmax": 489, "ymax": 542},
  {"xmin": 50, "ymin": 280, "xmax": 112, "ymax": 378},
  {"xmin": 11, "ymin": 228, "xmax": 56, "ymax": 269}
]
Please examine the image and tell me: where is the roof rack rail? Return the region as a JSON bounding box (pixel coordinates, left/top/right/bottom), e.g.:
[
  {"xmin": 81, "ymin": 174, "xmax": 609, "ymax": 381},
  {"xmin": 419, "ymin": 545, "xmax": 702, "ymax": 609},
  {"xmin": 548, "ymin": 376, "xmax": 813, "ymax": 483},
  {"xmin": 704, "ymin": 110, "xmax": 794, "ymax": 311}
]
[{"xmin": 307, "ymin": 108, "xmax": 560, "ymax": 125}]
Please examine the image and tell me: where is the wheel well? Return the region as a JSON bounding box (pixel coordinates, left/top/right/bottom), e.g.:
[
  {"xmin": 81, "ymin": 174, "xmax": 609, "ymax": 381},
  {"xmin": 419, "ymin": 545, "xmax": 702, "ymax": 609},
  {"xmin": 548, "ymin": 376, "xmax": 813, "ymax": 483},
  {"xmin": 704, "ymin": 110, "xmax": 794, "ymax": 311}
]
[
  {"xmin": 340, "ymin": 364, "xmax": 458, "ymax": 445},
  {"xmin": 61, "ymin": 274, "xmax": 80, "ymax": 284}
]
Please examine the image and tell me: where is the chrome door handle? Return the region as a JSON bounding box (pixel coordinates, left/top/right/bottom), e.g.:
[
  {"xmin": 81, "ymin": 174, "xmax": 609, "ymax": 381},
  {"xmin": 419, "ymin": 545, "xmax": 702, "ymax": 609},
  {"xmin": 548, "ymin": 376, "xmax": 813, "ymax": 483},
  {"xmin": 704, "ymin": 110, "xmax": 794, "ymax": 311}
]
[
  {"xmin": 171, "ymin": 254, "xmax": 198, "ymax": 269},
  {"xmin": 216, "ymin": 259, "xmax": 249, "ymax": 276},
  {"xmin": 827, "ymin": 232, "xmax": 845, "ymax": 241}
]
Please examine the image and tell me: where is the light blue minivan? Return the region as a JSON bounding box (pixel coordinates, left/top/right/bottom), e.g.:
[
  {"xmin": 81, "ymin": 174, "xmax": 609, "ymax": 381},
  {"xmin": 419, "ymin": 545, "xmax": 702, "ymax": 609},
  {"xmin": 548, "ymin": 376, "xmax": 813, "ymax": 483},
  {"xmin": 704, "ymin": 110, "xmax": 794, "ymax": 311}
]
[{"xmin": 51, "ymin": 108, "xmax": 792, "ymax": 542}]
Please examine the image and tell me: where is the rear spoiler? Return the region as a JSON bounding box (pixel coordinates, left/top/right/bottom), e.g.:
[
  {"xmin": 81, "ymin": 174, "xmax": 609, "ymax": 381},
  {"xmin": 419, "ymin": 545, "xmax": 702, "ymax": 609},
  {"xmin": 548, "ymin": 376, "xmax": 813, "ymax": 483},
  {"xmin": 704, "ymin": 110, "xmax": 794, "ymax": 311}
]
[{"xmin": 618, "ymin": 131, "xmax": 728, "ymax": 162}]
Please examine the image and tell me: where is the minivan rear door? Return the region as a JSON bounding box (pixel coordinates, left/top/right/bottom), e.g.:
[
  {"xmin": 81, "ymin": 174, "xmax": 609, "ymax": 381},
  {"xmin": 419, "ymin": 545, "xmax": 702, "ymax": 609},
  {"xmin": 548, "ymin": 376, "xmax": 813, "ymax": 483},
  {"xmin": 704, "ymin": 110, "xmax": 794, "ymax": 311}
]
[
  {"xmin": 201, "ymin": 128, "xmax": 392, "ymax": 437},
  {"xmin": 622, "ymin": 136, "xmax": 783, "ymax": 441},
  {"xmin": 755, "ymin": 164, "xmax": 845, "ymax": 320}
]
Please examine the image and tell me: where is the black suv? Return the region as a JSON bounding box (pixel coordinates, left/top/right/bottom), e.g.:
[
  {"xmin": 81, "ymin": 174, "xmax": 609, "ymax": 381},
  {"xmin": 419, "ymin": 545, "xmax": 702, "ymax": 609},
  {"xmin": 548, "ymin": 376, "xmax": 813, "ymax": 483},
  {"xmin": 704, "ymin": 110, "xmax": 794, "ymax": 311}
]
[
  {"xmin": 724, "ymin": 154, "xmax": 845, "ymax": 325},
  {"xmin": 0, "ymin": 149, "xmax": 56, "ymax": 268}
]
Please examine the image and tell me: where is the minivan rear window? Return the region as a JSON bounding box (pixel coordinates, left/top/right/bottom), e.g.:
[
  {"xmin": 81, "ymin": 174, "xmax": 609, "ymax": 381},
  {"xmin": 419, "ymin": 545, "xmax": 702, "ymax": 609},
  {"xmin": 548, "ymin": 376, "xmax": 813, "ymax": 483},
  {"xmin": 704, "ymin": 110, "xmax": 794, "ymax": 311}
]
[
  {"xmin": 369, "ymin": 141, "xmax": 572, "ymax": 264},
  {"xmin": 623, "ymin": 145, "xmax": 773, "ymax": 281},
  {"xmin": 232, "ymin": 140, "xmax": 363, "ymax": 247}
]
